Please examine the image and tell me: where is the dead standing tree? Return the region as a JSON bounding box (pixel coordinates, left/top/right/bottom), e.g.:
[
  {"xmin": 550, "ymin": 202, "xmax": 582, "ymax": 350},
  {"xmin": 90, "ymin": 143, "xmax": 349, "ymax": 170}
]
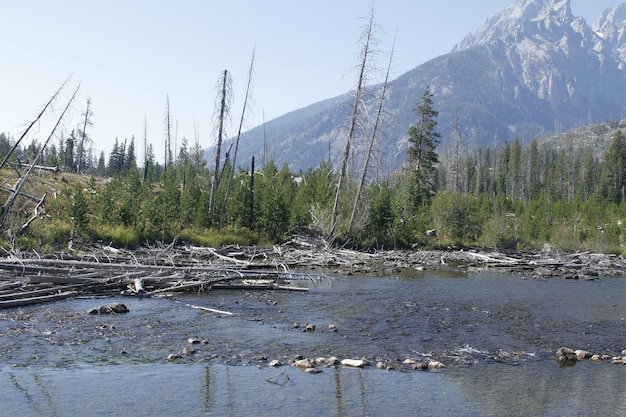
[
  {"xmin": 164, "ymin": 95, "xmax": 173, "ymax": 170},
  {"xmin": 208, "ymin": 70, "xmax": 233, "ymax": 223},
  {"xmin": 330, "ymin": 9, "xmax": 377, "ymax": 238},
  {"xmin": 0, "ymin": 83, "xmax": 81, "ymax": 229},
  {"xmin": 76, "ymin": 97, "xmax": 93, "ymax": 174},
  {"xmin": 219, "ymin": 49, "xmax": 255, "ymax": 230},
  {"xmin": 0, "ymin": 78, "xmax": 68, "ymax": 172},
  {"xmin": 348, "ymin": 29, "xmax": 395, "ymax": 235}
]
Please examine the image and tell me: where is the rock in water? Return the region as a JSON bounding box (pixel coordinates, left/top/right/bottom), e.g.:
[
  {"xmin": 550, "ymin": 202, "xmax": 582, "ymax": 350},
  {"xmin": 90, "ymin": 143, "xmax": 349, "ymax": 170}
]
[
  {"xmin": 556, "ymin": 347, "xmax": 577, "ymax": 366},
  {"xmin": 89, "ymin": 302, "xmax": 129, "ymax": 315},
  {"xmin": 341, "ymin": 358, "xmax": 366, "ymax": 368}
]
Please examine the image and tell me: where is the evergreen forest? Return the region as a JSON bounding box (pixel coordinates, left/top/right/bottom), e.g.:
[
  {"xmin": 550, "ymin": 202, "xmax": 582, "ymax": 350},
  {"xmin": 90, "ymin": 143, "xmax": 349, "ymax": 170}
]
[{"xmin": 3, "ymin": 86, "xmax": 626, "ymax": 256}]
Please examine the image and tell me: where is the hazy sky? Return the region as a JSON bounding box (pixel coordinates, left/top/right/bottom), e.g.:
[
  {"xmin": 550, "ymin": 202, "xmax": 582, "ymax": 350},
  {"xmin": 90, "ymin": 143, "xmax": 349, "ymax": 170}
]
[{"xmin": 0, "ymin": 0, "xmax": 621, "ymax": 162}]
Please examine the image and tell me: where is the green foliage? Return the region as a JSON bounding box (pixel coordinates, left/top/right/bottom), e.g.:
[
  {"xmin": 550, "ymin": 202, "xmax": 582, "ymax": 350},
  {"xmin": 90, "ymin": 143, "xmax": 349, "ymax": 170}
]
[
  {"xmin": 69, "ymin": 184, "xmax": 89, "ymax": 233},
  {"xmin": 406, "ymin": 86, "xmax": 441, "ymax": 210},
  {"xmin": 430, "ymin": 192, "xmax": 482, "ymax": 245},
  {"xmin": 94, "ymin": 224, "xmax": 139, "ymax": 248}
]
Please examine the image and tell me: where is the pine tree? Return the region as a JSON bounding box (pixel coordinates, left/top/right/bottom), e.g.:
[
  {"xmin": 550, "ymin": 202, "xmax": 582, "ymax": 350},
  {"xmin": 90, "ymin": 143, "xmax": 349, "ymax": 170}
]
[
  {"xmin": 406, "ymin": 86, "xmax": 441, "ymax": 210},
  {"xmin": 599, "ymin": 130, "xmax": 626, "ymax": 204}
]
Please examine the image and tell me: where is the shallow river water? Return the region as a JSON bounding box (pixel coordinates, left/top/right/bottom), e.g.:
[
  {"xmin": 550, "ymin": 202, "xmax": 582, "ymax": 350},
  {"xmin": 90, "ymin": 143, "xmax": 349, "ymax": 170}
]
[{"xmin": 1, "ymin": 269, "xmax": 625, "ymax": 416}]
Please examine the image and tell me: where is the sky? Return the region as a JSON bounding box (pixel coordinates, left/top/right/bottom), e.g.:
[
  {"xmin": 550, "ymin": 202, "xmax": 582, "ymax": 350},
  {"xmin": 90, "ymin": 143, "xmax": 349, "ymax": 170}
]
[{"xmin": 0, "ymin": 0, "xmax": 621, "ymax": 163}]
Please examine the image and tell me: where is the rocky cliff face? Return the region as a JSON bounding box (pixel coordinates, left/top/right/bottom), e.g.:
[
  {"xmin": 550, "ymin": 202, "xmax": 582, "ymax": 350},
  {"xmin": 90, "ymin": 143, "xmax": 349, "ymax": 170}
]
[{"xmin": 218, "ymin": 0, "xmax": 626, "ymax": 173}]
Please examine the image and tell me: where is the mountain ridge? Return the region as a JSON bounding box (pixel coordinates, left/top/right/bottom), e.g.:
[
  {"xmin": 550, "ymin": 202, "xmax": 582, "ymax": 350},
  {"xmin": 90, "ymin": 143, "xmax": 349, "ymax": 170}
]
[{"xmin": 215, "ymin": 0, "xmax": 626, "ymax": 173}]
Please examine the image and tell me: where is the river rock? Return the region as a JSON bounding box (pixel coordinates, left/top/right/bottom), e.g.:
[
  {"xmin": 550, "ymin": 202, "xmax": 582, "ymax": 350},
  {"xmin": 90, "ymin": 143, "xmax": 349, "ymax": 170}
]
[
  {"xmin": 556, "ymin": 347, "xmax": 577, "ymax": 365},
  {"xmin": 88, "ymin": 302, "xmax": 129, "ymax": 315},
  {"xmin": 304, "ymin": 367, "xmax": 322, "ymax": 374},
  {"xmin": 341, "ymin": 358, "xmax": 366, "ymax": 368},
  {"xmin": 294, "ymin": 358, "xmax": 314, "ymax": 369},
  {"xmin": 575, "ymin": 349, "xmax": 593, "ymax": 360},
  {"xmin": 269, "ymin": 359, "xmax": 282, "ymax": 367},
  {"xmin": 427, "ymin": 361, "xmax": 445, "ymax": 369},
  {"xmin": 325, "ymin": 356, "xmax": 339, "ymax": 366}
]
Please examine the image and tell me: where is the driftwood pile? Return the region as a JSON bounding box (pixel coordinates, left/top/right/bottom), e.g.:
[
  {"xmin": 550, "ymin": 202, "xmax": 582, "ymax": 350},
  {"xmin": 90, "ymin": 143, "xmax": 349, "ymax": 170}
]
[
  {"xmin": 0, "ymin": 242, "xmax": 314, "ymax": 310},
  {"xmin": 2, "ymin": 235, "xmax": 626, "ymax": 310}
]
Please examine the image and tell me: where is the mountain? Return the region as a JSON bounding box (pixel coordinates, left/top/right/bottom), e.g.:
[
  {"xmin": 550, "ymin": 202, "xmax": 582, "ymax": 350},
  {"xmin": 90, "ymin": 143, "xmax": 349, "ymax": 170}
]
[{"xmin": 214, "ymin": 0, "xmax": 626, "ymax": 173}]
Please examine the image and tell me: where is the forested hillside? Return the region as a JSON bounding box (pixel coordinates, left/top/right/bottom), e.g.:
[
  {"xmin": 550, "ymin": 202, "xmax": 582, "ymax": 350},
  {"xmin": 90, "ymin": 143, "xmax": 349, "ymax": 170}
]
[{"xmin": 2, "ymin": 92, "xmax": 626, "ymax": 256}]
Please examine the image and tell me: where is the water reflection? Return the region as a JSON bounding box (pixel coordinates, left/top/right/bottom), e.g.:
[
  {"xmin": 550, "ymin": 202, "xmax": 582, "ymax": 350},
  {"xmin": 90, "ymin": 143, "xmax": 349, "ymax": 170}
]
[{"xmin": 2, "ymin": 362, "xmax": 626, "ymax": 416}]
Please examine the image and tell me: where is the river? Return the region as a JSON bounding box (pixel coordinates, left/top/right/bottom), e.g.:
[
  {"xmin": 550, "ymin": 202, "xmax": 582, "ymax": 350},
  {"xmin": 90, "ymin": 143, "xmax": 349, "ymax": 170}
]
[{"xmin": 1, "ymin": 269, "xmax": 625, "ymax": 416}]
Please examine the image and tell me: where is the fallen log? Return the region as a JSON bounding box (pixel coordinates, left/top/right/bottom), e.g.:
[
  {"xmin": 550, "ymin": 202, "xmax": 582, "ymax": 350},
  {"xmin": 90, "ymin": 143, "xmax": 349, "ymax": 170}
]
[
  {"xmin": 0, "ymin": 290, "xmax": 78, "ymax": 309},
  {"xmin": 0, "ymin": 284, "xmax": 86, "ymax": 301},
  {"xmin": 17, "ymin": 192, "xmax": 47, "ymax": 235}
]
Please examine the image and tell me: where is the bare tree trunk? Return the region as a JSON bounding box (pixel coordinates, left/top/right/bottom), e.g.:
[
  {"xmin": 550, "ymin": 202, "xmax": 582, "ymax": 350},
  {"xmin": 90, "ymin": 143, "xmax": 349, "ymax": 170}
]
[
  {"xmin": 220, "ymin": 49, "xmax": 255, "ymax": 230},
  {"xmin": 143, "ymin": 114, "xmax": 148, "ymax": 181},
  {"xmin": 0, "ymin": 78, "xmax": 68, "ymax": 171},
  {"xmin": 348, "ymin": 30, "xmax": 395, "ymax": 235},
  {"xmin": 208, "ymin": 70, "xmax": 232, "ymax": 223},
  {"xmin": 0, "ymin": 84, "xmax": 80, "ymax": 228},
  {"xmin": 164, "ymin": 95, "xmax": 172, "ymax": 170},
  {"xmin": 330, "ymin": 9, "xmax": 376, "ymax": 238},
  {"xmin": 76, "ymin": 98, "xmax": 92, "ymax": 174}
]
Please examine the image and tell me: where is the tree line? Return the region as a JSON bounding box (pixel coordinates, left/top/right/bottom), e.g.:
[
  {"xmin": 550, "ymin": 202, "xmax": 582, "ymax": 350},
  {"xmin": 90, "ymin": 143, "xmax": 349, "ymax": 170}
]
[{"xmin": 3, "ymin": 84, "xmax": 626, "ymax": 255}]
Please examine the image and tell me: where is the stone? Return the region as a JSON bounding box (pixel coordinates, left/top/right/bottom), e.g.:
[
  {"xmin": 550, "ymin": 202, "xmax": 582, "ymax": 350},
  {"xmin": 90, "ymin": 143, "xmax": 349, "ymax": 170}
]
[
  {"xmin": 294, "ymin": 358, "xmax": 313, "ymax": 369},
  {"xmin": 575, "ymin": 349, "xmax": 592, "ymax": 360},
  {"xmin": 304, "ymin": 367, "xmax": 322, "ymax": 374},
  {"xmin": 325, "ymin": 356, "xmax": 339, "ymax": 366},
  {"xmin": 427, "ymin": 361, "xmax": 445, "ymax": 369},
  {"xmin": 269, "ymin": 360, "xmax": 282, "ymax": 367},
  {"xmin": 341, "ymin": 358, "xmax": 366, "ymax": 368},
  {"xmin": 556, "ymin": 347, "xmax": 577, "ymax": 365},
  {"xmin": 88, "ymin": 302, "xmax": 129, "ymax": 315},
  {"xmin": 403, "ymin": 358, "xmax": 417, "ymax": 365},
  {"xmin": 414, "ymin": 362, "xmax": 429, "ymax": 371},
  {"xmin": 188, "ymin": 338, "xmax": 201, "ymax": 344},
  {"xmin": 166, "ymin": 353, "xmax": 181, "ymax": 361},
  {"xmin": 305, "ymin": 323, "xmax": 316, "ymax": 331}
]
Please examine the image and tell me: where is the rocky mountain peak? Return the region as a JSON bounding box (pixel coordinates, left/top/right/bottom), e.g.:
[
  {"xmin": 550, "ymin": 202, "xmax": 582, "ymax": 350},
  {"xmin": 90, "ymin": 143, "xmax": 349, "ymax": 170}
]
[
  {"xmin": 224, "ymin": 1, "xmax": 626, "ymax": 173},
  {"xmin": 452, "ymin": 0, "xmax": 576, "ymax": 52},
  {"xmin": 593, "ymin": 2, "xmax": 626, "ymax": 65}
]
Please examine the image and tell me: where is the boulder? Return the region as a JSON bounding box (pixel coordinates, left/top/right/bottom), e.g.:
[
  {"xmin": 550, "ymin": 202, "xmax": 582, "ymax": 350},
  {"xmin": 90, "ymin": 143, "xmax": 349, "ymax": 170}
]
[
  {"xmin": 575, "ymin": 349, "xmax": 593, "ymax": 360},
  {"xmin": 88, "ymin": 302, "xmax": 129, "ymax": 315},
  {"xmin": 556, "ymin": 347, "xmax": 577, "ymax": 365},
  {"xmin": 294, "ymin": 358, "xmax": 314, "ymax": 369},
  {"xmin": 427, "ymin": 361, "xmax": 445, "ymax": 369}
]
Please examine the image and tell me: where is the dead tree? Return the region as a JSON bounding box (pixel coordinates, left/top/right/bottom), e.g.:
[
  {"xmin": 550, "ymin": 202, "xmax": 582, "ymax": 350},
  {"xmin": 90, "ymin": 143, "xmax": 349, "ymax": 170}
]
[
  {"xmin": 164, "ymin": 95, "xmax": 173, "ymax": 170},
  {"xmin": 76, "ymin": 97, "xmax": 93, "ymax": 174},
  {"xmin": 0, "ymin": 78, "xmax": 68, "ymax": 171},
  {"xmin": 0, "ymin": 84, "xmax": 80, "ymax": 229},
  {"xmin": 208, "ymin": 69, "xmax": 232, "ymax": 223},
  {"xmin": 348, "ymin": 29, "xmax": 395, "ymax": 235},
  {"xmin": 220, "ymin": 49, "xmax": 255, "ymax": 230},
  {"xmin": 330, "ymin": 9, "xmax": 377, "ymax": 238}
]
